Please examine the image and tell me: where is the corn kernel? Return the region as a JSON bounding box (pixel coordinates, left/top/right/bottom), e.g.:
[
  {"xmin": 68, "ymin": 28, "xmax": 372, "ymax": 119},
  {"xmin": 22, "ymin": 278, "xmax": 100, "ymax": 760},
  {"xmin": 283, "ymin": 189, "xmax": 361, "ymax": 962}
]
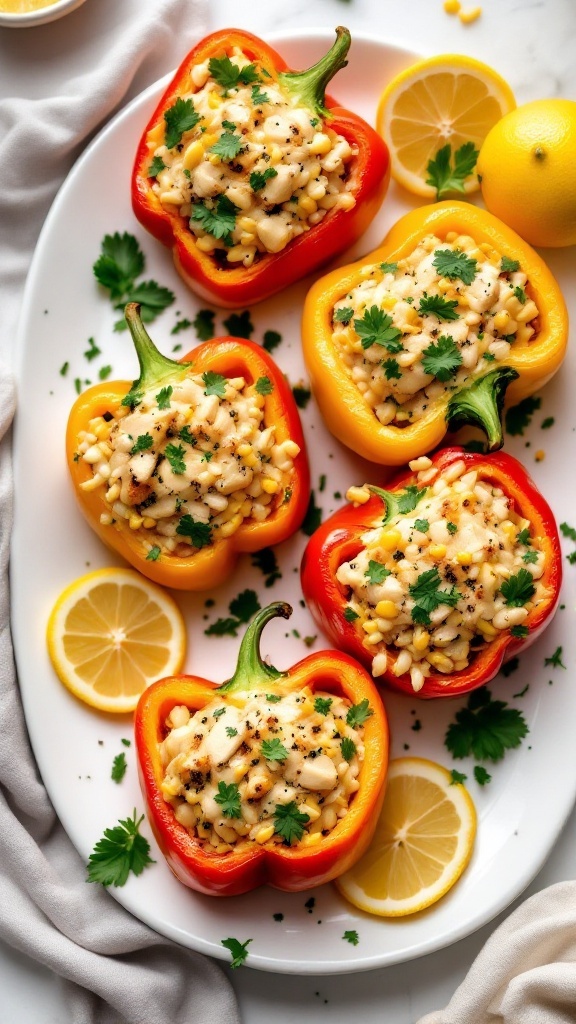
[
  {"xmin": 268, "ymin": 144, "xmax": 282, "ymax": 164},
  {"xmin": 208, "ymin": 153, "xmax": 221, "ymax": 166},
  {"xmin": 208, "ymin": 90, "xmax": 223, "ymax": 108},
  {"xmin": 100, "ymin": 513, "xmax": 113, "ymax": 526},
  {"xmin": 456, "ymin": 551, "xmax": 473, "ymax": 565},
  {"xmin": 261, "ymin": 478, "xmax": 279, "ymax": 494},
  {"xmin": 299, "ymin": 195, "xmax": 317, "ymax": 215},
  {"xmin": 375, "ymin": 600, "xmax": 398, "ymax": 619},
  {"xmin": 459, "ymin": 6, "xmax": 482, "ymax": 23},
  {"xmin": 346, "ymin": 485, "xmax": 370, "ymax": 505},
  {"xmin": 254, "ymin": 824, "xmax": 275, "ymax": 845},
  {"xmin": 142, "ymin": 517, "xmax": 156, "ymax": 529},
  {"xmin": 381, "ymin": 295, "xmax": 397, "ymax": 310},
  {"xmin": 380, "ymin": 528, "xmax": 402, "ymax": 551},
  {"xmin": 161, "ymin": 778, "xmax": 181, "ymax": 798},
  {"xmin": 282, "ymin": 440, "xmax": 300, "ymax": 459},
  {"xmin": 429, "ymin": 544, "xmax": 447, "ymax": 560},
  {"xmin": 301, "ymin": 832, "xmax": 322, "ymax": 846},
  {"xmin": 220, "ymin": 514, "xmax": 242, "ymax": 538},
  {"xmin": 363, "ymin": 619, "xmax": 380, "ymax": 634},
  {"xmin": 493, "ymin": 310, "xmax": 511, "ymax": 332},
  {"xmin": 146, "ymin": 122, "xmax": 165, "ymax": 147},
  {"xmin": 195, "ymin": 235, "xmax": 217, "ymax": 253},
  {"xmin": 244, "ymin": 452, "xmax": 259, "ymax": 468},
  {"xmin": 182, "ymin": 140, "xmax": 204, "ymax": 170},
  {"xmin": 413, "ymin": 628, "xmax": 431, "ymax": 652},
  {"xmin": 443, "ymin": 0, "xmax": 461, "ymax": 10},
  {"xmin": 427, "ymin": 652, "xmax": 454, "ymax": 672},
  {"xmin": 309, "ymin": 132, "xmax": 332, "ymax": 156},
  {"xmin": 128, "ymin": 514, "xmax": 143, "ymax": 530},
  {"xmin": 535, "ymin": 449, "xmax": 545, "ymax": 462},
  {"xmin": 233, "ymin": 763, "xmax": 250, "ymax": 783},
  {"xmin": 477, "ymin": 618, "xmax": 497, "ymax": 637}
]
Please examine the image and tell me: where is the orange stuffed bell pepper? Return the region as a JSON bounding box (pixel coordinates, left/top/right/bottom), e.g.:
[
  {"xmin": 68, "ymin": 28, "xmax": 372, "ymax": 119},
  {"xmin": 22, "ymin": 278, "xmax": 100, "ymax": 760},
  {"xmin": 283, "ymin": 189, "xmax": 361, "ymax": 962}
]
[
  {"xmin": 131, "ymin": 27, "xmax": 390, "ymax": 307},
  {"xmin": 67, "ymin": 304, "xmax": 309, "ymax": 590},
  {"xmin": 301, "ymin": 448, "xmax": 561, "ymax": 699},
  {"xmin": 302, "ymin": 201, "xmax": 568, "ymax": 465},
  {"xmin": 134, "ymin": 602, "xmax": 389, "ymax": 896}
]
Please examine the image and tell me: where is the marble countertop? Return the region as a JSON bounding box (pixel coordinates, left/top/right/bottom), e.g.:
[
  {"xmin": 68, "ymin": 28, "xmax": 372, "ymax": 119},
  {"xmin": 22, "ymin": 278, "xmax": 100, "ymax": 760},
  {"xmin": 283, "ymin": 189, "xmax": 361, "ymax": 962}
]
[{"xmin": 1, "ymin": 0, "xmax": 574, "ymax": 1020}]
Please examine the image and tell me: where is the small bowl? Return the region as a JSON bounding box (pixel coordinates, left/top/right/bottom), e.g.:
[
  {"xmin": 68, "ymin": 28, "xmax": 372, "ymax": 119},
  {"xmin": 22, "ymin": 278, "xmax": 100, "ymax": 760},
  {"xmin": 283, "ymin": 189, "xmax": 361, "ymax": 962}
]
[{"xmin": 0, "ymin": 0, "xmax": 87, "ymax": 28}]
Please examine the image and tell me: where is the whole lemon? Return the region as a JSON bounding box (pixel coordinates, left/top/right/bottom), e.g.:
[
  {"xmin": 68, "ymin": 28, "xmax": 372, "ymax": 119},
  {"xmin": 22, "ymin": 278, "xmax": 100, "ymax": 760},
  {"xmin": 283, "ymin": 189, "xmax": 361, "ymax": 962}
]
[{"xmin": 477, "ymin": 99, "xmax": 576, "ymax": 247}]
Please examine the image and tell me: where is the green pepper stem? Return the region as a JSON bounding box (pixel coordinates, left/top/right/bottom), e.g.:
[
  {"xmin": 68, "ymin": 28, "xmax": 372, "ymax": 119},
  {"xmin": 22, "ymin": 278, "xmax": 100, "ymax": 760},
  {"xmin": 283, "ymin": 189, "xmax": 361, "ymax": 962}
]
[
  {"xmin": 124, "ymin": 303, "xmax": 191, "ymax": 402},
  {"xmin": 278, "ymin": 27, "xmax": 351, "ymax": 119},
  {"xmin": 446, "ymin": 366, "xmax": 519, "ymax": 452},
  {"xmin": 221, "ymin": 602, "xmax": 292, "ymax": 693}
]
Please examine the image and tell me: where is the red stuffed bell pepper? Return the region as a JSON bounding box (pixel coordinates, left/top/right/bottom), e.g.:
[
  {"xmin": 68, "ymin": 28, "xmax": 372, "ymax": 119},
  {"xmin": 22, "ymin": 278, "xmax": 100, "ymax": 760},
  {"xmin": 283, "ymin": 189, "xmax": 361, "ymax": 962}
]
[
  {"xmin": 132, "ymin": 27, "xmax": 390, "ymax": 307},
  {"xmin": 135, "ymin": 602, "xmax": 389, "ymax": 895},
  {"xmin": 301, "ymin": 448, "xmax": 561, "ymax": 699}
]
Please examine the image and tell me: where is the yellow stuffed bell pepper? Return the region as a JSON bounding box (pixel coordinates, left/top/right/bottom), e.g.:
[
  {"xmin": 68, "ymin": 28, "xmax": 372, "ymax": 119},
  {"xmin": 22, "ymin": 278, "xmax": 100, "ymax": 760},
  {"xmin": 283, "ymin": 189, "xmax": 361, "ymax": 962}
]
[{"xmin": 302, "ymin": 201, "xmax": 568, "ymax": 465}]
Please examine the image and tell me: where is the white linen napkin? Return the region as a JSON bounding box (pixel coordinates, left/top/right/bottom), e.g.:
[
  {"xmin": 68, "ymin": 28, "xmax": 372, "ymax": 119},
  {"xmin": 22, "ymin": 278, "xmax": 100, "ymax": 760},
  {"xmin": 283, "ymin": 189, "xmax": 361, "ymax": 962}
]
[{"xmin": 0, "ymin": 2, "xmax": 240, "ymax": 1021}]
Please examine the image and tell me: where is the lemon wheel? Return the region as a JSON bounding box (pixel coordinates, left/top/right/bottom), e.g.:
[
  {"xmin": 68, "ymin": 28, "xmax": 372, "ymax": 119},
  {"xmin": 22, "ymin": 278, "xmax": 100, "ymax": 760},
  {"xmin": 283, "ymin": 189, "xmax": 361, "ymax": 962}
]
[
  {"xmin": 46, "ymin": 568, "xmax": 187, "ymax": 713},
  {"xmin": 377, "ymin": 54, "xmax": 516, "ymax": 197},
  {"xmin": 335, "ymin": 757, "xmax": 477, "ymax": 916}
]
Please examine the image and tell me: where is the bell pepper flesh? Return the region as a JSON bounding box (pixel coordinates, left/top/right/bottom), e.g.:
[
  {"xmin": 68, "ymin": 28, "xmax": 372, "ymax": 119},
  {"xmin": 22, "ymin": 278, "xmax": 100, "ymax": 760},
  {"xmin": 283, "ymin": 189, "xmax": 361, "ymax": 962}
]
[
  {"xmin": 131, "ymin": 28, "xmax": 390, "ymax": 308},
  {"xmin": 66, "ymin": 305, "xmax": 310, "ymax": 591},
  {"xmin": 134, "ymin": 603, "xmax": 389, "ymax": 895},
  {"xmin": 302, "ymin": 201, "xmax": 568, "ymax": 465},
  {"xmin": 301, "ymin": 448, "xmax": 562, "ymax": 699}
]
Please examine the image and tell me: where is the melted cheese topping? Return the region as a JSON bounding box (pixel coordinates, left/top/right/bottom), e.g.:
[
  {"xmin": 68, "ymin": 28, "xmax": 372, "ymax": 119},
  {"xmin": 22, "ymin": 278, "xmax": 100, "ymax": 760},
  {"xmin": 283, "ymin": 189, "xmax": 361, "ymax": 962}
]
[
  {"xmin": 160, "ymin": 688, "xmax": 365, "ymax": 852},
  {"xmin": 332, "ymin": 231, "xmax": 539, "ymax": 427},
  {"xmin": 337, "ymin": 457, "xmax": 548, "ymax": 691}
]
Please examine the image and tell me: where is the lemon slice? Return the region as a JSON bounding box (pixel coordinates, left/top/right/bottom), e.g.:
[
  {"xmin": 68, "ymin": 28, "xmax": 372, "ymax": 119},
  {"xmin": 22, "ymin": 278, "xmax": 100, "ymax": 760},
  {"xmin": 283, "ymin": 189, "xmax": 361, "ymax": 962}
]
[
  {"xmin": 47, "ymin": 568, "xmax": 187, "ymax": 713},
  {"xmin": 335, "ymin": 757, "xmax": 476, "ymax": 916},
  {"xmin": 377, "ymin": 54, "xmax": 516, "ymax": 197}
]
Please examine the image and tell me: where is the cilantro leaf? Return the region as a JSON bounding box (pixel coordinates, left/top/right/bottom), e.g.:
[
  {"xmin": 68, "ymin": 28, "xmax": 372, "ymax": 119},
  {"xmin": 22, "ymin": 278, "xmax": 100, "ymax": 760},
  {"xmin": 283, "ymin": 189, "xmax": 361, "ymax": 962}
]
[
  {"xmin": 433, "ymin": 248, "xmax": 477, "ymax": 285},
  {"xmin": 380, "ymin": 262, "xmax": 398, "ymax": 274},
  {"xmin": 346, "ymin": 699, "xmax": 373, "ymax": 728},
  {"xmin": 255, "ymin": 376, "xmax": 273, "ymax": 395},
  {"xmin": 251, "ymin": 83, "xmax": 270, "ymax": 104},
  {"xmin": 221, "ymin": 936, "xmax": 252, "ymax": 969},
  {"xmin": 341, "ymin": 737, "xmax": 356, "ymax": 761},
  {"xmin": 514, "ymin": 285, "xmax": 527, "ymax": 304},
  {"xmin": 505, "ymin": 395, "xmax": 541, "ymax": 436},
  {"xmin": 93, "ymin": 232, "xmax": 145, "ymax": 301},
  {"xmin": 560, "ymin": 522, "xmax": 576, "ymax": 543},
  {"xmin": 447, "ymin": 521, "xmax": 458, "ymax": 535},
  {"xmin": 148, "ymin": 154, "xmax": 166, "ymax": 178},
  {"xmin": 164, "ymin": 97, "xmax": 200, "ymax": 149},
  {"xmin": 334, "ymin": 306, "xmax": 354, "ymax": 324},
  {"xmin": 413, "ymin": 519, "xmax": 429, "ymax": 534},
  {"xmin": 396, "ymin": 484, "xmax": 428, "ymax": 515},
  {"xmin": 251, "ymin": 547, "xmax": 281, "ymax": 588},
  {"xmin": 146, "ymin": 546, "xmax": 161, "ymax": 562},
  {"xmin": 343, "ymin": 606, "xmax": 359, "ymax": 622},
  {"xmin": 343, "ymin": 930, "xmax": 359, "ymax": 945},
  {"xmin": 383, "ymin": 357, "xmax": 402, "ymax": 380},
  {"xmin": 193, "ymin": 309, "xmax": 215, "ymax": 340},
  {"xmin": 541, "ymin": 416, "xmax": 555, "ymax": 429},
  {"xmin": 409, "ymin": 568, "xmax": 460, "ymax": 625},
  {"xmin": 501, "ymin": 256, "xmax": 520, "ymax": 273},
  {"xmin": 417, "ymin": 293, "xmax": 460, "ymax": 321},
  {"xmin": 445, "ymin": 687, "xmax": 529, "ymax": 763},
  {"xmin": 179, "ymin": 426, "xmax": 196, "ymax": 446},
  {"xmin": 450, "ymin": 769, "xmax": 468, "ymax": 785},
  {"xmin": 209, "ymin": 56, "xmax": 260, "ymax": 92},
  {"xmin": 191, "ymin": 194, "xmax": 239, "ymax": 246},
  {"xmin": 164, "ymin": 443, "xmax": 186, "ymax": 475},
  {"xmin": 422, "ymin": 334, "xmax": 463, "ymax": 382},
  {"xmin": 263, "ymin": 329, "xmax": 282, "ymax": 352},
  {"xmin": 214, "ymin": 781, "xmax": 241, "ymax": 818},
  {"xmin": 229, "ymin": 589, "xmax": 261, "ymax": 623},
  {"xmin": 500, "ymin": 568, "xmax": 535, "ymax": 608},
  {"xmin": 301, "ymin": 491, "xmax": 322, "ymax": 536},
  {"xmin": 210, "ymin": 129, "xmax": 243, "ymax": 162},
  {"xmin": 365, "ymin": 560, "xmax": 391, "ymax": 585},
  {"xmin": 249, "ymin": 167, "xmax": 278, "ymax": 192},
  {"xmin": 517, "ymin": 528, "xmax": 531, "ymax": 546},
  {"xmin": 261, "ymin": 738, "xmax": 289, "ymax": 762},
  {"xmin": 202, "ymin": 371, "xmax": 227, "ymax": 398},
  {"xmin": 522, "ymin": 549, "xmax": 539, "ymax": 564},
  {"xmin": 156, "ymin": 385, "xmax": 173, "ymax": 409},
  {"xmin": 223, "ymin": 310, "xmax": 254, "ymax": 339},
  {"xmin": 314, "ymin": 696, "xmax": 333, "ymax": 715},
  {"xmin": 511, "ymin": 624, "xmax": 529, "ymax": 638},
  {"xmin": 425, "ymin": 142, "xmax": 479, "ymax": 199},
  {"xmin": 273, "ymin": 801, "xmax": 310, "ymax": 845},
  {"xmin": 86, "ymin": 810, "xmax": 154, "ymax": 887},
  {"xmin": 131, "ymin": 433, "xmax": 153, "ymax": 455},
  {"xmin": 111, "ymin": 753, "xmax": 127, "ymax": 783},
  {"xmin": 473, "ymin": 765, "xmax": 492, "ymax": 786},
  {"xmin": 204, "ymin": 617, "xmax": 243, "ymax": 637},
  {"xmin": 292, "ymin": 384, "xmax": 312, "ymax": 409},
  {"xmin": 171, "ymin": 318, "xmax": 192, "ymax": 335},
  {"xmin": 176, "ymin": 515, "xmax": 212, "ymax": 549},
  {"xmin": 114, "ymin": 280, "xmax": 175, "ymax": 328},
  {"xmin": 226, "ymin": 726, "xmax": 238, "ymax": 738},
  {"xmin": 84, "ymin": 337, "xmax": 101, "ymax": 362},
  {"xmin": 544, "ymin": 646, "xmax": 566, "ymax": 669},
  {"xmin": 354, "ymin": 305, "xmax": 403, "ymax": 351}
]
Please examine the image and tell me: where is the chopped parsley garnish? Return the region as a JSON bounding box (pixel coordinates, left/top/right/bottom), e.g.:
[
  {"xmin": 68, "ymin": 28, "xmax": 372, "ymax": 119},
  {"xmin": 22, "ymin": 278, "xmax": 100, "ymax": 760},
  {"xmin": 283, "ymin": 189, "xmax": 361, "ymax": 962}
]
[
  {"xmin": 380, "ymin": 261, "xmax": 398, "ymax": 274},
  {"xmin": 84, "ymin": 336, "xmax": 101, "ymax": 362},
  {"xmin": 365, "ymin": 560, "xmax": 391, "ymax": 585},
  {"xmin": 164, "ymin": 443, "xmax": 186, "ymax": 474},
  {"xmin": 382, "ymin": 357, "xmax": 402, "ymax": 380},
  {"xmin": 292, "ymin": 384, "xmax": 312, "ymax": 409},
  {"xmin": 560, "ymin": 522, "xmax": 576, "ymax": 542},
  {"xmin": 148, "ymin": 154, "xmax": 166, "ymax": 178},
  {"xmin": 432, "ymin": 248, "xmax": 477, "ymax": 285},
  {"xmin": 417, "ymin": 293, "xmax": 460, "ymax": 321},
  {"xmin": 251, "ymin": 83, "xmax": 270, "ymax": 105},
  {"xmin": 445, "ymin": 686, "xmax": 528, "ymax": 762},
  {"xmin": 502, "ymin": 657, "xmax": 519, "ymax": 677},
  {"xmin": 191, "ymin": 194, "xmax": 239, "ymax": 247},
  {"xmin": 500, "ymin": 568, "xmax": 535, "ymax": 607},
  {"xmin": 501, "ymin": 256, "xmax": 520, "ymax": 274},
  {"xmin": 334, "ymin": 306, "xmax": 354, "ymax": 323},
  {"xmin": 221, "ymin": 937, "xmax": 252, "ymax": 969},
  {"xmin": 250, "ymin": 167, "xmax": 278, "ymax": 192},
  {"xmin": 210, "ymin": 128, "xmax": 243, "ymax": 162},
  {"xmin": 354, "ymin": 305, "xmax": 403, "ymax": 352},
  {"xmin": 343, "ymin": 606, "xmax": 359, "ymax": 622},
  {"xmin": 514, "ymin": 285, "xmax": 527, "ymax": 305},
  {"xmin": 541, "ymin": 416, "xmax": 554, "ymax": 429},
  {"xmin": 176, "ymin": 515, "xmax": 212, "ymax": 549},
  {"xmin": 131, "ymin": 433, "xmax": 153, "ymax": 455},
  {"xmin": 171, "ymin": 318, "xmax": 192, "ymax": 335},
  {"xmin": 447, "ymin": 521, "xmax": 458, "ymax": 535},
  {"xmin": 522, "ymin": 549, "xmax": 539, "ymax": 564},
  {"xmin": 505, "ymin": 396, "xmax": 541, "ymax": 436},
  {"xmin": 114, "ymin": 280, "xmax": 175, "ymax": 331},
  {"xmin": 226, "ymin": 727, "xmax": 238, "ymax": 738},
  {"xmin": 341, "ymin": 737, "xmax": 356, "ymax": 761},
  {"xmin": 251, "ymin": 547, "xmax": 281, "ymax": 588},
  {"xmin": 483, "ymin": 352, "xmax": 496, "ymax": 361},
  {"xmin": 255, "ymin": 375, "xmax": 274, "ymax": 395},
  {"xmin": 263, "ymin": 329, "xmax": 282, "ymax": 352},
  {"xmin": 164, "ymin": 97, "xmax": 201, "ymax": 149},
  {"xmin": 395, "ymin": 484, "xmax": 428, "ymax": 516},
  {"xmin": 205, "ymin": 589, "xmax": 261, "ymax": 637},
  {"xmin": 155, "ymin": 385, "xmax": 173, "ymax": 409},
  {"xmin": 193, "ymin": 308, "xmax": 215, "ymax": 340},
  {"xmin": 111, "ymin": 753, "xmax": 127, "ymax": 783},
  {"xmin": 146, "ymin": 546, "xmax": 161, "ymax": 561},
  {"xmin": 266, "ymin": 693, "xmax": 282, "ymax": 703},
  {"xmin": 223, "ymin": 309, "xmax": 254, "ymax": 338},
  {"xmin": 422, "ymin": 334, "xmax": 463, "ymax": 382},
  {"xmin": 544, "ymin": 646, "xmax": 566, "ymax": 669},
  {"xmin": 346, "ymin": 699, "xmax": 373, "ymax": 728},
  {"xmin": 314, "ymin": 696, "xmax": 333, "ymax": 715},
  {"xmin": 474, "ymin": 765, "xmax": 492, "ymax": 786},
  {"xmin": 425, "ymin": 141, "xmax": 479, "ymax": 199},
  {"xmin": 511, "ymin": 624, "xmax": 529, "ymax": 638},
  {"xmin": 450, "ymin": 769, "xmax": 467, "ymax": 785},
  {"xmin": 517, "ymin": 528, "xmax": 531, "ymax": 546},
  {"xmin": 214, "ymin": 781, "xmax": 241, "ymax": 818},
  {"xmin": 179, "ymin": 425, "xmax": 196, "ymax": 446},
  {"xmin": 209, "ymin": 55, "xmax": 260, "ymax": 92},
  {"xmin": 93, "ymin": 232, "xmax": 145, "ymax": 301},
  {"xmin": 273, "ymin": 801, "xmax": 310, "ymax": 845},
  {"xmin": 409, "ymin": 567, "xmax": 460, "ymax": 626},
  {"xmin": 86, "ymin": 810, "xmax": 154, "ymax": 887},
  {"xmin": 343, "ymin": 930, "xmax": 359, "ymax": 946},
  {"xmin": 60, "ymin": 361, "xmax": 69, "ymax": 376},
  {"xmin": 261, "ymin": 738, "xmax": 289, "ymax": 762},
  {"xmin": 202, "ymin": 371, "xmax": 227, "ymax": 398},
  {"xmin": 301, "ymin": 491, "xmax": 322, "ymax": 536},
  {"xmin": 414, "ymin": 518, "xmax": 430, "ymax": 533}
]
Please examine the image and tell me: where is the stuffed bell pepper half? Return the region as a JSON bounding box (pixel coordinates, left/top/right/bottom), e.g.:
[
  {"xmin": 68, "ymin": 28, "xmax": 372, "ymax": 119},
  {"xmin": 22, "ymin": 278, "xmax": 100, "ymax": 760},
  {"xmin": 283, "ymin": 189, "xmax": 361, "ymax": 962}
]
[
  {"xmin": 302, "ymin": 201, "xmax": 568, "ymax": 464},
  {"xmin": 132, "ymin": 27, "xmax": 390, "ymax": 307},
  {"xmin": 301, "ymin": 448, "xmax": 561, "ymax": 698},
  {"xmin": 67, "ymin": 304, "xmax": 309, "ymax": 590},
  {"xmin": 135, "ymin": 602, "xmax": 389, "ymax": 895}
]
